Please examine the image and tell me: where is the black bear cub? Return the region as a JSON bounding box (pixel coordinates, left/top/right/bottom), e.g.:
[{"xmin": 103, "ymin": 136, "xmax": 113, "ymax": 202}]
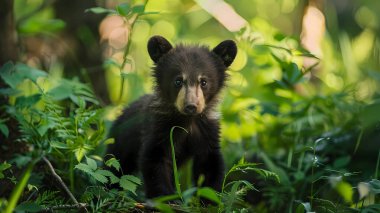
[{"xmin": 108, "ymin": 35, "xmax": 237, "ymax": 198}]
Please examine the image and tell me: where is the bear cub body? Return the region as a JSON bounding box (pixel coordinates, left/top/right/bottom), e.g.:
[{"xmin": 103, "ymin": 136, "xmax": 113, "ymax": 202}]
[{"xmin": 108, "ymin": 36, "xmax": 237, "ymax": 198}]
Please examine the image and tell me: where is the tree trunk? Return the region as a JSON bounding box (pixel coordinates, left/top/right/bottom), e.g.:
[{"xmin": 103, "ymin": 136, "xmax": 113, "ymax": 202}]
[
  {"xmin": 0, "ymin": 0, "xmax": 18, "ymax": 65},
  {"xmin": 53, "ymin": 0, "xmax": 110, "ymax": 105}
]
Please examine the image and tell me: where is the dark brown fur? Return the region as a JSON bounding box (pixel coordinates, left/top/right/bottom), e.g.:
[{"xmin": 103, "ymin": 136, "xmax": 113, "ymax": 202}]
[{"xmin": 108, "ymin": 35, "xmax": 237, "ymax": 198}]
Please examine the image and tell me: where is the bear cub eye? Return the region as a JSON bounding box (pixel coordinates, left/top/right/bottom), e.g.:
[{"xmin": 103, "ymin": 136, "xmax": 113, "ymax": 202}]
[
  {"xmin": 200, "ymin": 79, "xmax": 207, "ymax": 88},
  {"xmin": 174, "ymin": 77, "xmax": 183, "ymax": 88}
]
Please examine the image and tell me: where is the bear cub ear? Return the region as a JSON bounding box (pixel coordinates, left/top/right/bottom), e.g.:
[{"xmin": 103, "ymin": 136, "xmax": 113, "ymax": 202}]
[
  {"xmin": 212, "ymin": 40, "xmax": 237, "ymax": 67},
  {"xmin": 147, "ymin": 35, "xmax": 173, "ymax": 63}
]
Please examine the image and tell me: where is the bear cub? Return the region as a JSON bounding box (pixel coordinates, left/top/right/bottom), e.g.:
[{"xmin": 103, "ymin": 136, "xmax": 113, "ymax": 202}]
[{"xmin": 108, "ymin": 35, "xmax": 237, "ymax": 199}]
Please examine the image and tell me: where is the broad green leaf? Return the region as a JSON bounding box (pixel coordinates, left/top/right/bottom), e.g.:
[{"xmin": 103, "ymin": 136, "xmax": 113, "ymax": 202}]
[
  {"xmin": 0, "ymin": 62, "xmax": 18, "ymax": 88},
  {"xmin": 368, "ymin": 179, "xmax": 380, "ymax": 194},
  {"xmin": 116, "ymin": 3, "xmax": 131, "ymax": 16},
  {"xmin": 85, "ymin": 7, "xmax": 116, "ymax": 14},
  {"xmin": 182, "ymin": 187, "xmax": 197, "ymax": 203},
  {"xmin": 284, "ymin": 62, "xmax": 302, "ymax": 84},
  {"xmin": 335, "ymin": 181, "xmax": 353, "ymax": 203},
  {"xmin": 15, "ymin": 94, "xmax": 41, "ymax": 108},
  {"xmin": 0, "ymin": 88, "xmax": 19, "ymax": 96},
  {"xmin": 16, "ymin": 63, "xmax": 46, "ymax": 82},
  {"xmin": 86, "ymin": 156, "xmax": 97, "ymax": 171},
  {"xmin": 47, "ymin": 83, "xmax": 74, "ymax": 100},
  {"xmin": 131, "ymin": 5, "xmax": 145, "ymax": 14},
  {"xmin": 0, "ymin": 123, "xmax": 9, "ymax": 138},
  {"xmin": 105, "ymin": 157, "xmax": 121, "ymax": 172},
  {"xmin": 0, "ymin": 62, "xmax": 47, "ymax": 88},
  {"xmin": 197, "ymin": 187, "xmax": 221, "ymax": 205}
]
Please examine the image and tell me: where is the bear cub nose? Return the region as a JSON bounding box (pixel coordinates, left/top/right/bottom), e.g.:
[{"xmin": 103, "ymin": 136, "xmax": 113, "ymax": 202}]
[{"xmin": 184, "ymin": 104, "xmax": 197, "ymax": 115}]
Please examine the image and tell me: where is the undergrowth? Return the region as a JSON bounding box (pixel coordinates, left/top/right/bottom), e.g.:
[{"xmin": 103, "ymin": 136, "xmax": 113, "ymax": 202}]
[{"xmin": 1, "ymin": 1, "xmax": 380, "ymax": 213}]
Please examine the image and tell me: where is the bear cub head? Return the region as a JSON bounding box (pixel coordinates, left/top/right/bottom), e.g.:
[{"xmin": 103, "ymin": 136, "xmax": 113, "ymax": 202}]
[{"xmin": 148, "ymin": 35, "xmax": 237, "ymax": 117}]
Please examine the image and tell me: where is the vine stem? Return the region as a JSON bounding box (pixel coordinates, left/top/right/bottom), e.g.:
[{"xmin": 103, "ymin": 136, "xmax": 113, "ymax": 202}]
[{"xmin": 118, "ymin": 1, "xmax": 147, "ymax": 102}]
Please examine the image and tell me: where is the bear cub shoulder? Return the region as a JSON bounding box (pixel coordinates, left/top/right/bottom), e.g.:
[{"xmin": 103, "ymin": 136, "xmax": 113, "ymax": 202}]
[{"xmin": 108, "ymin": 35, "xmax": 237, "ymax": 198}]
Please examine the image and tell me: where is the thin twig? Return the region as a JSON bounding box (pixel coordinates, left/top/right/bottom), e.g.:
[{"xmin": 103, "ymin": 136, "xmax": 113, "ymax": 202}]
[
  {"xmin": 41, "ymin": 203, "xmax": 88, "ymax": 212},
  {"xmin": 42, "ymin": 156, "xmax": 78, "ymax": 204}
]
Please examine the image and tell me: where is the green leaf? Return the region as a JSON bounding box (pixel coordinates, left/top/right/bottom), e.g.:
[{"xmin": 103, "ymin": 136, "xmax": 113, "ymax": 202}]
[
  {"xmin": 85, "ymin": 7, "xmax": 116, "ymax": 14},
  {"xmin": 96, "ymin": 169, "xmax": 119, "ymax": 184},
  {"xmin": 104, "ymin": 138, "xmax": 115, "ymax": 145},
  {"xmin": 119, "ymin": 175, "xmax": 137, "ymax": 195},
  {"xmin": 0, "ymin": 61, "xmax": 16, "ymax": 88},
  {"xmin": 0, "ymin": 162, "xmax": 12, "ymax": 179},
  {"xmin": 284, "ymin": 62, "xmax": 302, "ymax": 84},
  {"xmin": 0, "ymin": 62, "xmax": 18, "ymax": 88},
  {"xmin": 19, "ymin": 19, "xmax": 66, "ymax": 34},
  {"xmin": 75, "ymin": 163, "xmax": 94, "ymax": 174},
  {"xmin": 362, "ymin": 204, "xmax": 380, "ymax": 213},
  {"xmin": 105, "ymin": 157, "xmax": 121, "ymax": 172},
  {"xmin": 109, "ymin": 176, "xmax": 119, "ymax": 184},
  {"xmin": 153, "ymin": 202, "xmax": 175, "ymax": 213},
  {"xmin": 0, "ymin": 88, "xmax": 19, "ymax": 96},
  {"xmin": 47, "ymin": 83, "xmax": 74, "ymax": 100},
  {"xmin": 368, "ymin": 179, "xmax": 380, "ymax": 194},
  {"xmin": 0, "ymin": 162, "xmax": 11, "ymax": 171},
  {"xmin": 92, "ymin": 171, "xmax": 108, "ymax": 184},
  {"xmin": 0, "ymin": 123, "xmax": 9, "ymax": 138},
  {"xmin": 15, "ymin": 63, "xmax": 47, "ymax": 83},
  {"xmin": 86, "ymin": 156, "xmax": 97, "ymax": 171},
  {"xmin": 0, "ymin": 62, "xmax": 47, "ymax": 88},
  {"xmin": 197, "ymin": 187, "xmax": 221, "ymax": 205},
  {"xmin": 259, "ymin": 152, "xmax": 289, "ymax": 184},
  {"xmin": 131, "ymin": 5, "xmax": 145, "ymax": 14},
  {"xmin": 14, "ymin": 201, "xmax": 42, "ymax": 212},
  {"xmin": 295, "ymin": 201, "xmax": 311, "ymax": 213},
  {"xmin": 50, "ymin": 141, "xmax": 69, "ymax": 149},
  {"xmin": 116, "ymin": 3, "xmax": 131, "ymax": 16},
  {"xmin": 75, "ymin": 148, "xmax": 86, "ymax": 162},
  {"xmin": 123, "ymin": 175, "xmax": 142, "ymax": 185},
  {"xmin": 333, "ymin": 156, "xmax": 351, "ymax": 168},
  {"xmin": 15, "ymin": 94, "xmax": 41, "ymax": 108}
]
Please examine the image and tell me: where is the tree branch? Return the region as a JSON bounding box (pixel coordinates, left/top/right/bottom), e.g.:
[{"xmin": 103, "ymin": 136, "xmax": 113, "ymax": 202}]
[
  {"xmin": 41, "ymin": 203, "xmax": 88, "ymax": 212},
  {"xmin": 42, "ymin": 156, "xmax": 79, "ymax": 205}
]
